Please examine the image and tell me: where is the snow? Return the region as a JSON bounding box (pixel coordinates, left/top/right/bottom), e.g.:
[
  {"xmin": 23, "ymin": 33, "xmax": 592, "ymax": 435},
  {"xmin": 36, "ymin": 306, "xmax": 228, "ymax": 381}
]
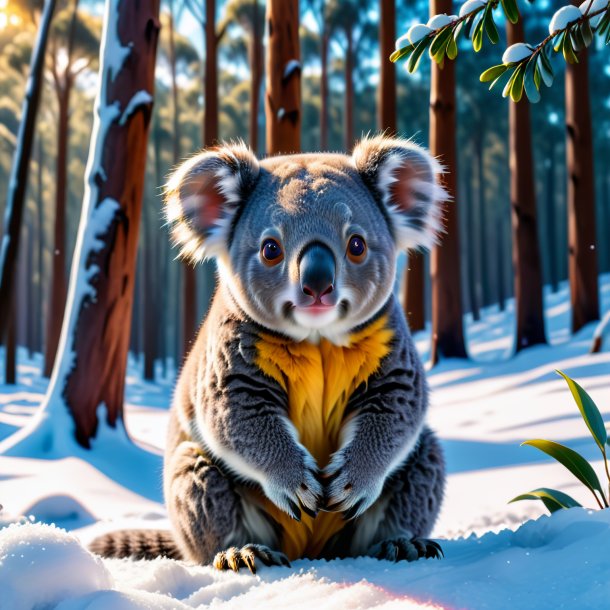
[
  {"xmin": 579, "ymin": 0, "xmax": 608, "ymax": 28},
  {"xmin": 406, "ymin": 24, "xmax": 432, "ymax": 45},
  {"xmin": 119, "ymin": 91, "xmax": 154, "ymax": 126},
  {"xmin": 502, "ymin": 43, "xmax": 535, "ymax": 65},
  {"xmin": 426, "ymin": 14, "xmax": 457, "ymax": 30},
  {"xmin": 549, "ymin": 5, "xmax": 583, "ymax": 34},
  {"xmin": 459, "ymin": 0, "xmax": 488, "ymax": 19},
  {"xmin": 0, "ymin": 274, "xmax": 609, "ymax": 608},
  {"xmin": 283, "ymin": 60, "xmax": 301, "ymax": 81}
]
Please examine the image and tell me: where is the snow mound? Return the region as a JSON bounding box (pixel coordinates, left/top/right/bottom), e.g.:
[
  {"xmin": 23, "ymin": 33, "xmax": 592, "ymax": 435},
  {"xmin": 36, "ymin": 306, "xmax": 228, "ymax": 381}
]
[
  {"xmin": 0, "ymin": 523, "xmax": 112, "ymax": 610},
  {"xmin": 502, "ymin": 43, "xmax": 534, "ymax": 65},
  {"xmin": 549, "ymin": 5, "xmax": 583, "ymax": 33}
]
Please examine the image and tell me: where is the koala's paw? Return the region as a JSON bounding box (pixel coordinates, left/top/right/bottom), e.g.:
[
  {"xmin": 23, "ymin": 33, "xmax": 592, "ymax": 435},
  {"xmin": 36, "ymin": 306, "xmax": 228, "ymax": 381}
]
[
  {"xmin": 322, "ymin": 447, "xmax": 384, "ymax": 520},
  {"xmin": 262, "ymin": 447, "xmax": 323, "ymax": 521},
  {"xmin": 213, "ymin": 544, "xmax": 291, "ymax": 574},
  {"xmin": 368, "ymin": 536, "xmax": 444, "ymax": 563}
]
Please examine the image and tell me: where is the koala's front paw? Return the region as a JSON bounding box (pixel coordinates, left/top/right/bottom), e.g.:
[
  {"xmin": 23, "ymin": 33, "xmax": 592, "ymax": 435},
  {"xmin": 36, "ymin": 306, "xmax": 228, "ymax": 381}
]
[
  {"xmin": 322, "ymin": 447, "xmax": 385, "ymax": 520},
  {"xmin": 262, "ymin": 446, "xmax": 322, "ymax": 521}
]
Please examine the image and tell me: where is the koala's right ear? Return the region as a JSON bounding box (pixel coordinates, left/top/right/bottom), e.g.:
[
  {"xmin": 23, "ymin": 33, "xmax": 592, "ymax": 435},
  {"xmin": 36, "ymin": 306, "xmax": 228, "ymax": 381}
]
[{"xmin": 165, "ymin": 142, "xmax": 260, "ymax": 263}]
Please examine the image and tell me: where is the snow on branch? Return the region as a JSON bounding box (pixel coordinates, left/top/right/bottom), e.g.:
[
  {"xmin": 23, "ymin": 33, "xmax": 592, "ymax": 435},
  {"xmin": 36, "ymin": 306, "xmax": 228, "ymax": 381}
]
[{"xmin": 391, "ymin": 0, "xmax": 610, "ymax": 102}]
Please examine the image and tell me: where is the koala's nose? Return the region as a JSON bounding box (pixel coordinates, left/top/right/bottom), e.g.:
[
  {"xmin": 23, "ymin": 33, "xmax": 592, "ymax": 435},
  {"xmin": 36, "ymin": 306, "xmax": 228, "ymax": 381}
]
[{"xmin": 299, "ymin": 243, "xmax": 335, "ymax": 300}]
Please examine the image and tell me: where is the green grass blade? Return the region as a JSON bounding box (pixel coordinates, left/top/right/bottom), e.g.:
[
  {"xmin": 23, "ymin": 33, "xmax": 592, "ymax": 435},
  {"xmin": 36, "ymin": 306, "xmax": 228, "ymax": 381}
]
[
  {"xmin": 509, "ymin": 487, "xmax": 583, "ymax": 513},
  {"xmin": 522, "ymin": 439, "xmax": 605, "ymax": 500},
  {"xmin": 557, "ymin": 371, "xmax": 607, "ymax": 451}
]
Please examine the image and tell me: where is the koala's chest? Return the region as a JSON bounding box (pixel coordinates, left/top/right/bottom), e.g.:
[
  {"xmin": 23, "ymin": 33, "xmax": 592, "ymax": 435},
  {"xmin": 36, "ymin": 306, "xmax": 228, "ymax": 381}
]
[{"xmin": 254, "ymin": 316, "xmax": 394, "ymax": 467}]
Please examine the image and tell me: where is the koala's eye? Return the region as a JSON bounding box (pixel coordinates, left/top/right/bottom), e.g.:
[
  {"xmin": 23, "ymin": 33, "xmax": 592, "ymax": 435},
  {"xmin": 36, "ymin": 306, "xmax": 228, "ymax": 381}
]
[
  {"xmin": 347, "ymin": 235, "xmax": 367, "ymax": 263},
  {"xmin": 261, "ymin": 238, "xmax": 284, "ymax": 266}
]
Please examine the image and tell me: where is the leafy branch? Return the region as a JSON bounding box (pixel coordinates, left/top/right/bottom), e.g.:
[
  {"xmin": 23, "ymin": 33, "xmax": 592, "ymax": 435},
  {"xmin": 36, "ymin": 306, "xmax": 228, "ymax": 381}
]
[
  {"xmin": 391, "ymin": 0, "xmax": 610, "ymax": 103},
  {"xmin": 510, "ymin": 371, "xmax": 610, "ymax": 514}
]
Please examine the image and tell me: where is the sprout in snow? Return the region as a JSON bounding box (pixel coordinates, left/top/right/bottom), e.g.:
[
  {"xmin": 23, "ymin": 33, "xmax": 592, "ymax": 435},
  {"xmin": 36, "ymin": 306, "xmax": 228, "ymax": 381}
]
[
  {"xmin": 549, "ymin": 5, "xmax": 583, "ymax": 34},
  {"xmin": 459, "ymin": 0, "xmax": 487, "ymax": 19},
  {"xmin": 407, "ymin": 23, "xmax": 432, "ymax": 45},
  {"xmin": 579, "ymin": 0, "xmax": 607, "ymax": 28},
  {"xmin": 502, "ymin": 43, "xmax": 535, "ymax": 65},
  {"xmin": 427, "ymin": 14, "xmax": 457, "ymax": 30}
]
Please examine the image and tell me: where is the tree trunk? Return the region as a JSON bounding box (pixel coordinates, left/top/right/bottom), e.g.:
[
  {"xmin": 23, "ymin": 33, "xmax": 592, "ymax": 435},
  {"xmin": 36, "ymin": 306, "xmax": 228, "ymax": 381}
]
[
  {"xmin": 168, "ymin": 0, "xmax": 180, "ymax": 163},
  {"xmin": 507, "ymin": 19, "xmax": 546, "ymax": 350},
  {"xmin": 249, "ymin": 0, "xmax": 263, "ymax": 153},
  {"xmin": 13, "ymin": 0, "xmax": 161, "ymax": 448},
  {"xmin": 474, "ymin": 131, "xmax": 490, "ymax": 307},
  {"xmin": 36, "ymin": 137, "xmax": 45, "ymax": 354},
  {"xmin": 465, "ymin": 162, "xmax": 480, "ymax": 321},
  {"xmin": 44, "ymin": 85, "xmax": 71, "ymax": 376},
  {"xmin": 378, "ymin": 0, "xmax": 396, "ymax": 134},
  {"xmin": 565, "ymin": 19, "xmax": 599, "ymax": 332},
  {"xmin": 204, "ymin": 0, "xmax": 219, "ymax": 146},
  {"xmin": 5, "ymin": 292, "xmax": 16, "ymax": 384},
  {"xmin": 0, "ymin": 0, "xmax": 57, "ymax": 342},
  {"xmin": 429, "ymin": 0, "xmax": 466, "ymax": 365},
  {"xmin": 404, "ymin": 252, "xmax": 425, "ymax": 331},
  {"xmin": 320, "ymin": 29, "xmax": 329, "ymax": 150},
  {"xmin": 265, "ymin": 0, "xmax": 301, "ymax": 155},
  {"xmin": 344, "ymin": 27, "xmax": 354, "ymax": 152},
  {"xmin": 546, "ymin": 140, "xmax": 558, "ymax": 293}
]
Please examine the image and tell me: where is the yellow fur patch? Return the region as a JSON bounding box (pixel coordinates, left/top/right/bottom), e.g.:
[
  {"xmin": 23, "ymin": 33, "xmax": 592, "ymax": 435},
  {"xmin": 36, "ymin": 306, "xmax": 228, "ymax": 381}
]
[{"xmin": 253, "ymin": 315, "xmax": 394, "ymax": 559}]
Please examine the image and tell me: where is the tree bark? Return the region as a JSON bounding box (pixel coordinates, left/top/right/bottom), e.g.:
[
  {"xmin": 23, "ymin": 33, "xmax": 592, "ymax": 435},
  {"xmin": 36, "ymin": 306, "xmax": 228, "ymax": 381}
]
[
  {"xmin": 507, "ymin": 19, "xmax": 546, "ymax": 351},
  {"xmin": 204, "ymin": 0, "xmax": 219, "ymax": 146},
  {"xmin": 429, "ymin": 0, "xmax": 466, "ymax": 365},
  {"xmin": 265, "ymin": 0, "xmax": 301, "ymax": 155},
  {"xmin": 344, "ymin": 27, "xmax": 354, "ymax": 152},
  {"xmin": 168, "ymin": 0, "xmax": 180, "ymax": 163},
  {"xmin": 378, "ymin": 0, "xmax": 396, "ymax": 134},
  {"xmin": 0, "ymin": 0, "xmax": 57, "ymax": 342},
  {"xmin": 34, "ymin": 0, "xmax": 160, "ymax": 447},
  {"xmin": 545, "ymin": 140, "xmax": 558, "ymax": 293},
  {"xmin": 249, "ymin": 0, "xmax": 263, "ymax": 153},
  {"xmin": 404, "ymin": 252, "xmax": 425, "ymax": 331},
  {"xmin": 5, "ymin": 292, "xmax": 16, "ymax": 384},
  {"xmin": 320, "ymin": 29, "xmax": 329, "ymax": 150},
  {"xmin": 565, "ymin": 19, "xmax": 599, "ymax": 332},
  {"xmin": 44, "ymin": 85, "xmax": 71, "ymax": 376},
  {"xmin": 474, "ymin": 130, "xmax": 490, "ymax": 307},
  {"xmin": 36, "ymin": 137, "xmax": 45, "ymax": 354}
]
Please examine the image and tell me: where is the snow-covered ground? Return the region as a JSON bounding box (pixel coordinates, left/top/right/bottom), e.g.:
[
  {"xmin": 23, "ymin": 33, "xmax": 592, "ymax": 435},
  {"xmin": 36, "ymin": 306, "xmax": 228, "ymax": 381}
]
[{"xmin": 1, "ymin": 275, "xmax": 609, "ymax": 609}]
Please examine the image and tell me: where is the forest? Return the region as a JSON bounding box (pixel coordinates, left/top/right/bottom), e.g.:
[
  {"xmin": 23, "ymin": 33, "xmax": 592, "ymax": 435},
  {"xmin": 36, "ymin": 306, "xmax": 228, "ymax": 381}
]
[{"xmin": 0, "ymin": 0, "xmax": 610, "ymax": 608}]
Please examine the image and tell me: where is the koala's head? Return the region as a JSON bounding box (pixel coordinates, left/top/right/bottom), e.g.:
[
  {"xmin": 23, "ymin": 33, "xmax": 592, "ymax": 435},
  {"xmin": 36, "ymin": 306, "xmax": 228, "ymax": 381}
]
[{"xmin": 165, "ymin": 135, "xmax": 446, "ymax": 343}]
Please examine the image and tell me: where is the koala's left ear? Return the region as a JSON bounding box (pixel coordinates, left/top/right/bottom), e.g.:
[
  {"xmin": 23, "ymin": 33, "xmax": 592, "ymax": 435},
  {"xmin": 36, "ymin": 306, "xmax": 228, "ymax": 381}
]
[
  {"xmin": 165, "ymin": 142, "xmax": 260, "ymax": 263},
  {"xmin": 352, "ymin": 135, "xmax": 447, "ymax": 251}
]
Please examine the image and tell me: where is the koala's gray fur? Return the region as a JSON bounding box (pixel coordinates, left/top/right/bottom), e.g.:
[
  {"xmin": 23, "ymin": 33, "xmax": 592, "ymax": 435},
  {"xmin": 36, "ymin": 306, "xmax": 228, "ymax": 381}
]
[{"xmin": 90, "ymin": 135, "xmax": 446, "ymax": 571}]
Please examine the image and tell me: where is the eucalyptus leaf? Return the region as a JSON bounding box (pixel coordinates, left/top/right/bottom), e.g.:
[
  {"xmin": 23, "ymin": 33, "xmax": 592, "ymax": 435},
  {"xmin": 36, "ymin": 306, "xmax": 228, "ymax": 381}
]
[
  {"xmin": 510, "ymin": 65, "xmax": 525, "ymax": 102},
  {"xmin": 501, "ymin": 0, "xmax": 519, "ymax": 24},
  {"xmin": 554, "ymin": 31, "xmax": 566, "ymax": 52},
  {"xmin": 557, "ymin": 371, "xmax": 608, "ymax": 452},
  {"xmin": 480, "ymin": 64, "xmax": 508, "ymax": 83},
  {"xmin": 510, "ymin": 487, "xmax": 583, "ymax": 514},
  {"xmin": 407, "ymin": 37, "xmax": 430, "ymax": 73},
  {"xmin": 430, "ymin": 26, "xmax": 454, "ymax": 60},
  {"xmin": 522, "ymin": 439, "xmax": 605, "ymax": 499},
  {"xmin": 447, "ymin": 34, "xmax": 458, "ymax": 59},
  {"xmin": 581, "ymin": 19, "xmax": 594, "ymax": 46},
  {"xmin": 524, "ymin": 59, "xmax": 540, "ymax": 103},
  {"xmin": 484, "ymin": 8, "xmax": 500, "ymax": 44},
  {"xmin": 538, "ymin": 51, "xmax": 554, "ymax": 87},
  {"xmin": 390, "ymin": 44, "xmax": 414, "ymax": 63}
]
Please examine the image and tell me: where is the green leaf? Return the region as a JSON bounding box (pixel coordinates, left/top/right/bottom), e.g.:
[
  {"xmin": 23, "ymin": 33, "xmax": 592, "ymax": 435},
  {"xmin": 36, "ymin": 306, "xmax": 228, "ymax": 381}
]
[
  {"xmin": 553, "ymin": 31, "xmax": 566, "ymax": 52},
  {"xmin": 571, "ymin": 26, "xmax": 586, "ymax": 51},
  {"xmin": 430, "ymin": 26, "xmax": 453, "ymax": 61},
  {"xmin": 563, "ymin": 30, "xmax": 580, "ymax": 64},
  {"xmin": 484, "ymin": 8, "xmax": 500, "ymax": 44},
  {"xmin": 390, "ymin": 44, "xmax": 414, "ymax": 63},
  {"xmin": 522, "ymin": 439, "xmax": 605, "ymax": 498},
  {"xmin": 605, "ymin": 23, "xmax": 610, "ymax": 44},
  {"xmin": 538, "ymin": 51, "xmax": 554, "ymax": 87},
  {"xmin": 447, "ymin": 34, "xmax": 458, "ymax": 60},
  {"xmin": 597, "ymin": 10, "xmax": 610, "ymax": 35},
  {"xmin": 502, "ymin": 66, "xmax": 520, "ymax": 98},
  {"xmin": 557, "ymin": 371, "xmax": 608, "ymax": 451},
  {"xmin": 472, "ymin": 15, "xmax": 485, "ymax": 52},
  {"xmin": 524, "ymin": 59, "xmax": 541, "ymax": 103},
  {"xmin": 533, "ymin": 62, "xmax": 541, "ymax": 90},
  {"xmin": 464, "ymin": 12, "xmax": 477, "ymax": 40},
  {"xmin": 407, "ymin": 37, "xmax": 430, "ymax": 73},
  {"xmin": 501, "ymin": 0, "xmax": 519, "ymax": 24},
  {"xmin": 581, "ymin": 19, "xmax": 594, "ymax": 46},
  {"xmin": 480, "ymin": 64, "xmax": 508, "ymax": 82},
  {"xmin": 510, "ymin": 488, "xmax": 583, "ymax": 514},
  {"xmin": 510, "ymin": 65, "xmax": 525, "ymax": 102}
]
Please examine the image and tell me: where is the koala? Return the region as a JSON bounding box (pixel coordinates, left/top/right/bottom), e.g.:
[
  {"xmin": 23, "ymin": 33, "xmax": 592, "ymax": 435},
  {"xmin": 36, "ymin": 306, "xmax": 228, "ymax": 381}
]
[{"xmin": 90, "ymin": 135, "xmax": 446, "ymax": 572}]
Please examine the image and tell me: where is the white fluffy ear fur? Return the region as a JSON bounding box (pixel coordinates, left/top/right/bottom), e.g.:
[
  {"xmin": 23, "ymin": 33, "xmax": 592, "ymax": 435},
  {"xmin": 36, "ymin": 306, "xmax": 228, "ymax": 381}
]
[
  {"xmin": 352, "ymin": 135, "xmax": 448, "ymax": 251},
  {"xmin": 165, "ymin": 142, "xmax": 259, "ymax": 263}
]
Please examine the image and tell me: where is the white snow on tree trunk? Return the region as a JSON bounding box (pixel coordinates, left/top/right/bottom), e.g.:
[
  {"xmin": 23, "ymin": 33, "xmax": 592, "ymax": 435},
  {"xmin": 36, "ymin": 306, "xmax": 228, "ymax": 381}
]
[{"xmin": 0, "ymin": 0, "xmax": 152, "ymax": 462}]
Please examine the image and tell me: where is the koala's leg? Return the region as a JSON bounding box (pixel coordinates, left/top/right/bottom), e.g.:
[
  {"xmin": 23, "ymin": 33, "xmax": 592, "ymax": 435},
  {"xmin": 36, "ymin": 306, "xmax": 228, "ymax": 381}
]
[
  {"xmin": 166, "ymin": 441, "xmax": 287, "ymax": 572},
  {"xmin": 327, "ymin": 426, "xmax": 445, "ymax": 562}
]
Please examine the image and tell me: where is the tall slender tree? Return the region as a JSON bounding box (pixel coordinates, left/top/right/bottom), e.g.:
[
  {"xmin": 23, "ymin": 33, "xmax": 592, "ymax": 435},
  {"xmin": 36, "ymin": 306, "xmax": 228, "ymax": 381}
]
[
  {"xmin": 44, "ymin": 4, "xmax": 99, "ymax": 377},
  {"xmin": 566, "ymin": 0, "xmax": 599, "ymax": 333},
  {"xmin": 429, "ymin": 0, "xmax": 466, "ymax": 365},
  {"xmin": 1, "ymin": 0, "xmax": 161, "ymax": 450},
  {"xmin": 266, "ymin": 0, "xmax": 301, "ymax": 154},
  {"xmin": 507, "ymin": 18, "xmax": 546, "ymax": 351},
  {"xmin": 0, "ymin": 0, "xmax": 57, "ymax": 346}
]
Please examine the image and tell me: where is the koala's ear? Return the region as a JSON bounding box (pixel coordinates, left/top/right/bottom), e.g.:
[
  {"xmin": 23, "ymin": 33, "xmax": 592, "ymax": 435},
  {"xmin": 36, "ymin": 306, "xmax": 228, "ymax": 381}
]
[
  {"xmin": 165, "ymin": 142, "xmax": 260, "ymax": 263},
  {"xmin": 352, "ymin": 135, "xmax": 448, "ymax": 251}
]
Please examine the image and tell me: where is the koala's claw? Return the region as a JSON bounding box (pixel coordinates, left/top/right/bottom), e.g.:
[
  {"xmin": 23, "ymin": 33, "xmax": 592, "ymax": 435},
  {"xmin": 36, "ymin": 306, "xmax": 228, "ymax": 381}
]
[
  {"xmin": 213, "ymin": 544, "xmax": 291, "ymax": 574},
  {"xmin": 368, "ymin": 536, "xmax": 444, "ymax": 563}
]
